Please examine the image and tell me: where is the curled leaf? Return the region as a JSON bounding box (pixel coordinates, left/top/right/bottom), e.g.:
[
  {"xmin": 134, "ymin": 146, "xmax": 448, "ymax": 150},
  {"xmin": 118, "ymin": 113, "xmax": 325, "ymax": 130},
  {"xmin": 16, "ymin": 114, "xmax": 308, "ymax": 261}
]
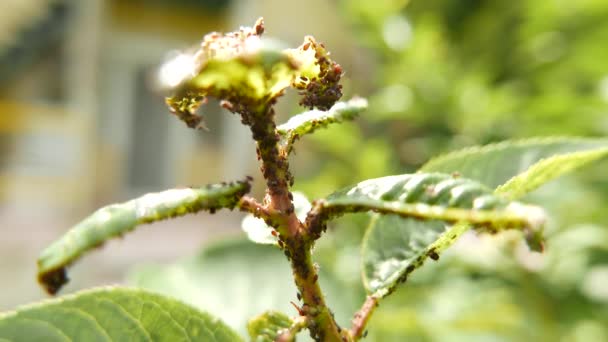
[
  {"xmin": 277, "ymin": 98, "xmax": 368, "ymax": 153},
  {"xmin": 247, "ymin": 311, "xmax": 293, "ymax": 342},
  {"xmin": 161, "ymin": 18, "xmax": 344, "ymax": 128},
  {"xmin": 306, "ymin": 173, "xmax": 546, "ymax": 241},
  {"xmin": 38, "ymin": 180, "xmax": 251, "ymax": 295},
  {"xmin": 287, "ymin": 36, "xmax": 344, "ymax": 110}
]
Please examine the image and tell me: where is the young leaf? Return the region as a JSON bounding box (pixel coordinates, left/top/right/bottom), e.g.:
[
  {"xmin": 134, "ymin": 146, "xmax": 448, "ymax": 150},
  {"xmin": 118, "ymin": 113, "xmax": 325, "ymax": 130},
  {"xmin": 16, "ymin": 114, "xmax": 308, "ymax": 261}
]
[
  {"xmin": 307, "ymin": 173, "xmax": 545, "ymax": 239},
  {"xmin": 0, "ymin": 287, "xmax": 242, "ymax": 341},
  {"xmin": 242, "ymin": 192, "xmax": 311, "ymax": 245},
  {"xmin": 247, "ymin": 311, "xmax": 293, "ymax": 342},
  {"xmin": 420, "ymin": 137, "xmax": 608, "ymax": 188},
  {"xmin": 38, "ymin": 180, "xmax": 251, "ymax": 295},
  {"xmin": 277, "ymin": 98, "xmax": 368, "ymax": 153},
  {"xmin": 163, "ymin": 18, "xmax": 345, "ymax": 128},
  {"xmin": 128, "ymin": 239, "xmax": 357, "ymax": 336}
]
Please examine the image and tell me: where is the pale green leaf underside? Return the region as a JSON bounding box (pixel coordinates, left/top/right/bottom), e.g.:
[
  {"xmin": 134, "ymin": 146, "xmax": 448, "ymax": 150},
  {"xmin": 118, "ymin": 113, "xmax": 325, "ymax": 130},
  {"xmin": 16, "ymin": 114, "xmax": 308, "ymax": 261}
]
[
  {"xmin": 277, "ymin": 98, "xmax": 368, "ymax": 152},
  {"xmin": 242, "ymin": 192, "xmax": 311, "ymax": 245},
  {"xmin": 247, "ymin": 311, "xmax": 293, "ymax": 342},
  {"xmin": 0, "ymin": 287, "xmax": 242, "ymax": 342},
  {"xmin": 362, "ymin": 215, "xmax": 448, "ymax": 297},
  {"xmin": 420, "ymin": 137, "xmax": 608, "ymax": 188},
  {"xmin": 128, "ymin": 240, "xmax": 356, "ymax": 336},
  {"xmin": 38, "ymin": 180, "xmax": 250, "ymax": 295},
  {"xmin": 364, "ymin": 137, "xmax": 608, "ymax": 298}
]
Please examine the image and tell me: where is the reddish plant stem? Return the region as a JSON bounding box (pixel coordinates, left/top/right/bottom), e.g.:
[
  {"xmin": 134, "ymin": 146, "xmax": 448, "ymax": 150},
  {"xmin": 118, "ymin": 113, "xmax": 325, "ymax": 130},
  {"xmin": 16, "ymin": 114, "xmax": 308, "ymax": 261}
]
[
  {"xmin": 238, "ymin": 195, "xmax": 274, "ymax": 221},
  {"xmin": 349, "ymin": 295, "xmax": 379, "ymax": 340},
  {"xmin": 243, "ymin": 104, "xmax": 344, "ymax": 342},
  {"xmin": 288, "ymin": 246, "xmax": 345, "ymax": 341}
]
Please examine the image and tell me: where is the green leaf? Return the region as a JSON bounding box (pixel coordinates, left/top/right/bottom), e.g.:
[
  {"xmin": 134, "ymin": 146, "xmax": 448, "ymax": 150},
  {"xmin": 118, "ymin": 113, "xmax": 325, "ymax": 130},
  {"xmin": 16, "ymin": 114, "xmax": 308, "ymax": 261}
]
[
  {"xmin": 495, "ymin": 147, "xmax": 608, "ymax": 200},
  {"xmin": 339, "ymin": 173, "xmax": 543, "ymax": 298},
  {"xmin": 242, "ymin": 192, "xmax": 311, "ymax": 245},
  {"xmin": 0, "ymin": 287, "xmax": 242, "ymax": 341},
  {"xmin": 247, "ymin": 311, "xmax": 293, "ymax": 342},
  {"xmin": 362, "ymin": 137, "xmax": 608, "ymax": 299},
  {"xmin": 128, "ymin": 240, "xmax": 356, "ymax": 335},
  {"xmin": 277, "ymin": 98, "xmax": 368, "ymax": 153},
  {"xmin": 420, "ymin": 137, "xmax": 608, "ymax": 189},
  {"xmin": 315, "ymin": 173, "xmax": 545, "ymax": 232},
  {"xmin": 38, "ymin": 180, "xmax": 251, "ymax": 295},
  {"xmin": 361, "ymin": 216, "xmax": 468, "ymax": 297}
]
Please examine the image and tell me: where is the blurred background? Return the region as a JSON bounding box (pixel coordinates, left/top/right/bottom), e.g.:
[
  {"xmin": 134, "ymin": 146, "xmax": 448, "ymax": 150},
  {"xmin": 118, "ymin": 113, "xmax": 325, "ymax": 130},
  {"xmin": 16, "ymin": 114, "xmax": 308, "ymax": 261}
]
[{"xmin": 1, "ymin": 0, "xmax": 607, "ymax": 340}]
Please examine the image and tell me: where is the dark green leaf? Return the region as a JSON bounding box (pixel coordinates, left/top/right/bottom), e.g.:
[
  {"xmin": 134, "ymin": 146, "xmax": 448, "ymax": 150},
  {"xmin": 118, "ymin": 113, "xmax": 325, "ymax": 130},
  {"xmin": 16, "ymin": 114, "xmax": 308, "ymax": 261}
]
[
  {"xmin": 38, "ymin": 180, "xmax": 251, "ymax": 295},
  {"xmin": 0, "ymin": 287, "xmax": 242, "ymax": 341},
  {"xmin": 247, "ymin": 311, "xmax": 293, "ymax": 342}
]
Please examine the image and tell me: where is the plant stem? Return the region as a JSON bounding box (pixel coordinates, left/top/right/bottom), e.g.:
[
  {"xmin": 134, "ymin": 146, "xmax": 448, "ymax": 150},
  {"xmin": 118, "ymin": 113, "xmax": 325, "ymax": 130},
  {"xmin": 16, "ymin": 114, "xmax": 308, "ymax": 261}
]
[
  {"xmin": 288, "ymin": 244, "xmax": 344, "ymax": 341},
  {"xmin": 238, "ymin": 195, "xmax": 274, "ymax": 221},
  {"xmin": 349, "ymin": 295, "xmax": 379, "ymax": 340},
  {"xmin": 244, "ymin": 104, "xmax": 344, "ymax": 341}
]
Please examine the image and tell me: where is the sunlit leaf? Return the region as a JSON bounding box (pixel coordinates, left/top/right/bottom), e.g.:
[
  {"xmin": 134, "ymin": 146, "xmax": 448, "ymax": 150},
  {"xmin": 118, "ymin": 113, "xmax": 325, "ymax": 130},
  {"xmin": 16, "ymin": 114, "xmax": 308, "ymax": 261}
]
[
  {"xmin": 312, "ymin": 173, "xmax": 544, "ymax": 233},
  {"xmin": 495, "ymin": 147, "xmax": 608, "ymax": 200},
  {"xmin": 164, "ymin": 19, "xmax": 344, "ymax": 128},
  {"xmin": 0, "ymin": 287, "xmax": 242, "ymax": 341},
  {"xmin": 328, "ymin": 173, "xmax": 544, "ymax": 297},
  {"xmin": 277, "ymin": 98, "xmax": 368, "ymax": 153},
  {"xmin": 38, "ymin": 180, "xmax": 251, "ymax": 295},
  {"xmin": 362, "ymin": 137, "xmax": 608, "ymax": 298}
]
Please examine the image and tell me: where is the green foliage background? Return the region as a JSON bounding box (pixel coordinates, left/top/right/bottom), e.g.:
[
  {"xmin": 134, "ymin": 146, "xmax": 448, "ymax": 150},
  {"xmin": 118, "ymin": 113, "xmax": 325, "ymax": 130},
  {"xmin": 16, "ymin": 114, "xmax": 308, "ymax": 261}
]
[{"xmin": 289, "ymin": 1, "xmax": 608, "ymax": 340}]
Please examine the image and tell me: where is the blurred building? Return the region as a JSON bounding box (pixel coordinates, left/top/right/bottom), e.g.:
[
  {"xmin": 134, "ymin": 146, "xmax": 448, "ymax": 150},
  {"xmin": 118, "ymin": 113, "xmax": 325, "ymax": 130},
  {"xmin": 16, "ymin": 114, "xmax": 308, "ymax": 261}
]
[{"xmin": 0, "ymin": 0, "xmax": 252, "ymax": 215}]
